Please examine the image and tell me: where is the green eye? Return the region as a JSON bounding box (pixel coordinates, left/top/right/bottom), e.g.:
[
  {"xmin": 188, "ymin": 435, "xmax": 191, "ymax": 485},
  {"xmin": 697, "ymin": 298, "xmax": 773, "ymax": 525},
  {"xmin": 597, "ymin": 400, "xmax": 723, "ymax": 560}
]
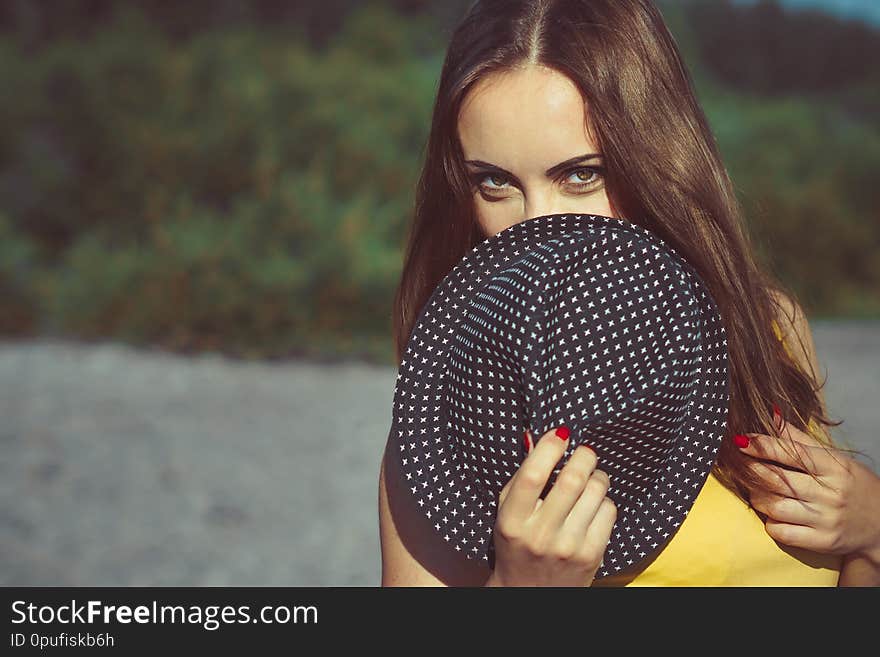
[
  {"xmin": 566, "ymin": 167, "xmax": 602, "ymax": 185},
  {"xmin": 483, "ymin": 175, "xmax": 509, "ymax": 189},
  {"xmin": 469, "ymin": 165, "xmax": 604, "ymax": 201}
]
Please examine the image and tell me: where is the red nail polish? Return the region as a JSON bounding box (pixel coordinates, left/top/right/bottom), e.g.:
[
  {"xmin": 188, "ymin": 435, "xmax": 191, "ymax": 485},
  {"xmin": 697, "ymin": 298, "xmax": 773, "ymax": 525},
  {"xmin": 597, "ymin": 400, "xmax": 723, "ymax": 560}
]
[
  {"xmin": 771, "ymin": 404, "xmax": 784, "ymax": 431},
  {"xmin": 733, "ymin": 434, "xmax": 750, "ymax": 449},
  {"xmin": 523, "ymin": 431, "xmax": 530, "ymax": 452},
  {"xmin": 555, "ymin": 425, "xmax": 570, "ymax": 441}
]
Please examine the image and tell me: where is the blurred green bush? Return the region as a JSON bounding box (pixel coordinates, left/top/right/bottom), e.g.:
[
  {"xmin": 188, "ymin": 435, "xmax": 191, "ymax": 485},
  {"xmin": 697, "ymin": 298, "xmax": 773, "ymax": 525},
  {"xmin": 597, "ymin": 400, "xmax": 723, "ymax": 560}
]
[
  {"xmin": 0, "ymin": 1, "xmax": 877, "ymax": 364},
  {"xmin": 0, "ymin": 3, "xmax": 440, "ymax": 361}
]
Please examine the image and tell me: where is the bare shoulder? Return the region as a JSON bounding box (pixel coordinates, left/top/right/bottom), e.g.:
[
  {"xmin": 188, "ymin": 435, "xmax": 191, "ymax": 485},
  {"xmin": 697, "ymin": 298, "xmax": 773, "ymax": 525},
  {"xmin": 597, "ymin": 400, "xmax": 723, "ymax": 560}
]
[
  {"xmin": 768, "ymin": 289, "xmax": 812, "ymax": 363},
  {"xmin": 378, "ymin": 438, "xmax": 492, "ymax": 587},
  {"xmin": 768, "ymin": 288, "xmax": 808, "ymax": 342},
  {"xmin": 767, "ymin": 287, "xmax": 827, "ymax": 407}
]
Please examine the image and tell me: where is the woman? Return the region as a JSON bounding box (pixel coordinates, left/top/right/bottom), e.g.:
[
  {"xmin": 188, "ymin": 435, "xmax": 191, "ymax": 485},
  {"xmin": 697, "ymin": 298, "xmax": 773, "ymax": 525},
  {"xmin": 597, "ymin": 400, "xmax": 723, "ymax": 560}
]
[{"xmin": 378, "ymin": 0, "xmax": 880, "ymax": 586}]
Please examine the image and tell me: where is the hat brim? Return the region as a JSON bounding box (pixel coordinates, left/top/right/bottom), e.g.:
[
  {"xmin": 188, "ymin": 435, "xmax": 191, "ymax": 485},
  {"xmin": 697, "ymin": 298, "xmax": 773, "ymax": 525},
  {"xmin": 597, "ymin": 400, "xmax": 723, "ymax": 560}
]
[{"xmin": 389, "ymin": 213, "xmax": 730, "ymax": 580}]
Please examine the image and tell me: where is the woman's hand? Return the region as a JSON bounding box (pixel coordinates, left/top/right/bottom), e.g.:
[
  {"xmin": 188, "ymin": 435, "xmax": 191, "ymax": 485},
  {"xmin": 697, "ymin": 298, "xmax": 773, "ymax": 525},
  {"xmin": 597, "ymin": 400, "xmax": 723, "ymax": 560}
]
[
  {"xmin": 736, "ymin": 410, "xmax": 880, "ymax": 568},
  {"xmin": 487, "ymin": 426, "xmax": 618, "ymax": 587}
]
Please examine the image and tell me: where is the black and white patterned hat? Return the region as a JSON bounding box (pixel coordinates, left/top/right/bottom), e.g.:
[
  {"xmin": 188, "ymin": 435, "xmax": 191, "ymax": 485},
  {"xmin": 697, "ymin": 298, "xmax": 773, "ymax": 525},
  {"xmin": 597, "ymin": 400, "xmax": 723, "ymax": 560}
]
[{"xmin": 389, "ymin": 213, "xmax": 729, "ymax": 580}]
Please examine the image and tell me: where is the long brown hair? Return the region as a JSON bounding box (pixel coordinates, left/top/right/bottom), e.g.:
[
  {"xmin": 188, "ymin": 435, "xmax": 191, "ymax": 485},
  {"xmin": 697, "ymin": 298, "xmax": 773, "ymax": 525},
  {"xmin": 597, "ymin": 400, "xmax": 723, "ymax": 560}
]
[{"xmin": 392, "ymin": 0, "xmax": 848, "ymax": 503}]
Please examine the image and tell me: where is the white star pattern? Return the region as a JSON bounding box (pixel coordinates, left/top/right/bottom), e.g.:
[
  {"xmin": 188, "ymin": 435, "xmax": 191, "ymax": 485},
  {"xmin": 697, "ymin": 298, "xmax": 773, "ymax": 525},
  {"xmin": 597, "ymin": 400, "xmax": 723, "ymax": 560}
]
[{"xmin": 390, "ymin": 214, "xmax": 729, "ymax": 580}]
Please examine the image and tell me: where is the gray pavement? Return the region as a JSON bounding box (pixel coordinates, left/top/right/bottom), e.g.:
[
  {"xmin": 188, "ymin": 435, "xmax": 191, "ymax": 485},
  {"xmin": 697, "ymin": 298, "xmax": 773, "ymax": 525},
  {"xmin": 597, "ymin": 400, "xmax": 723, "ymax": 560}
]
[{"xmin": 1, "ymin": 319, "xmax": 878, "ymax": 586}]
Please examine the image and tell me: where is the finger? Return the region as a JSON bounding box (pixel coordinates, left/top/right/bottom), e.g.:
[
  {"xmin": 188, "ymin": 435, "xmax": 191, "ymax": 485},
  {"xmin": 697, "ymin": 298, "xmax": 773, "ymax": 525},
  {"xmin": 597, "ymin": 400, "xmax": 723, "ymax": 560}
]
[
  {"xmin": 560, "ymin": 466, "xmax": 610, "ymax": 540},
  {"xmin": 577, "ymin": 496, "xmax": 618, "ymax": 568},
  {"xmin": 499, "ymin": 429, "xmax": 534, "ymax": 507},
  {"xmin": 534, "ymin": 444, "xmax": 599, "ymax": 534},
  {"xmin": 498, "ymin": 425, "xmax": 571, "ymax": 519},
  {"xmin": 738, "ymin": 424, "xmax": 826, "ymax": 474},
  {"xmin": 763, "ymin": 519, "xmax": 831, "ymax": 552},
  {"xmin": 750, "ymin": 490, "xmax": 821, "ymax": 526},
  {"xmin": 772, "ymin": 404, "xmax": 783, "ymax": 431},
  {"xmin": 746, "ymin": 460, "xmax": 822, "ymax": 502}
]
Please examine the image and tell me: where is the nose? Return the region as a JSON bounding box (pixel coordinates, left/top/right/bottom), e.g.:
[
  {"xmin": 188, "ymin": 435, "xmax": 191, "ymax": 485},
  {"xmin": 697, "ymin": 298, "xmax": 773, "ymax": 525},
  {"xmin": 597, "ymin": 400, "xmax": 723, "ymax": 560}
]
[{"xmin": 522, "ymin": 192, "xmax": 566, "ymax": 223}]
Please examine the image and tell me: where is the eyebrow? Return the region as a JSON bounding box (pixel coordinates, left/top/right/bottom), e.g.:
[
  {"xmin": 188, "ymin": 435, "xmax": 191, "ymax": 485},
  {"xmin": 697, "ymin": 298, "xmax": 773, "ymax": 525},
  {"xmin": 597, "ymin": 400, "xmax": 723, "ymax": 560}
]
[{"xmin": 464, "ymin": 152, "xmax": 603, "ymax": 180}]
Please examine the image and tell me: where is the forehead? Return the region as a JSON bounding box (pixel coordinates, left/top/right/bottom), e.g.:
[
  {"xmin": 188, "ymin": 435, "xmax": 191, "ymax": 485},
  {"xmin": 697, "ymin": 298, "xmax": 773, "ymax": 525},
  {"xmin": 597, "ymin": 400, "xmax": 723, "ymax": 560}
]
[{"xmin": 457, "ymin": 65, "xmax": 598, "ymax": 167}]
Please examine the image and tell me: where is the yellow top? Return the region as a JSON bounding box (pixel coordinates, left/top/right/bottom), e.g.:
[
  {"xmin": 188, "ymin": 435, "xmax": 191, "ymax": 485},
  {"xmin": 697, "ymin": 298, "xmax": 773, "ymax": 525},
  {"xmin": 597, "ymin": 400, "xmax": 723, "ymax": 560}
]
[{"xmin": 593, "ymin": 320, "xmax": 842, "ymax": 587}]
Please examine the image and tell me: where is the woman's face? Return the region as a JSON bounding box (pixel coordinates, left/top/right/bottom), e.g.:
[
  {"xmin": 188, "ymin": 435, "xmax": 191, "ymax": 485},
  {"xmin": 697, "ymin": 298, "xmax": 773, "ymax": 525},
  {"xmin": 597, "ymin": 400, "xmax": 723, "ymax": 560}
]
[{"xmin": 457, "ymin": 64, "xmax": 617, "ymax": 238}]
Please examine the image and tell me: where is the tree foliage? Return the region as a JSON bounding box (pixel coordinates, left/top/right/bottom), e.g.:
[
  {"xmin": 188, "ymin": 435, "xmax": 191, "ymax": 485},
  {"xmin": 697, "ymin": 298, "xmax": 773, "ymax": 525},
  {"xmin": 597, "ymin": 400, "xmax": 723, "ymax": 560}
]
[{"xmin": 0, "ymin": 0, "xmax": 877, "ymax": 362}]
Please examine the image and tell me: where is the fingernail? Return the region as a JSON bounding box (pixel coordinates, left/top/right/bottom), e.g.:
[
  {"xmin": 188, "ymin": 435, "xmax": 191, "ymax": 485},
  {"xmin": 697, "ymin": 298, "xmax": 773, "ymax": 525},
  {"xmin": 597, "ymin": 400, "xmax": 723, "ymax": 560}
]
[
  {"xmin": 523, "ymin": 430, "xmax": 531, "ymax": 453},
  {"xmin": 772, "ymin": 404, "xmax": 784, "ymax": 430},
  {"xmin": 733, "ymin": 434, "xmax": 750, "ymax": 449},
  {"xmin": 555, "ymin": 425, "xmax": 570, "ymax": 441}
]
